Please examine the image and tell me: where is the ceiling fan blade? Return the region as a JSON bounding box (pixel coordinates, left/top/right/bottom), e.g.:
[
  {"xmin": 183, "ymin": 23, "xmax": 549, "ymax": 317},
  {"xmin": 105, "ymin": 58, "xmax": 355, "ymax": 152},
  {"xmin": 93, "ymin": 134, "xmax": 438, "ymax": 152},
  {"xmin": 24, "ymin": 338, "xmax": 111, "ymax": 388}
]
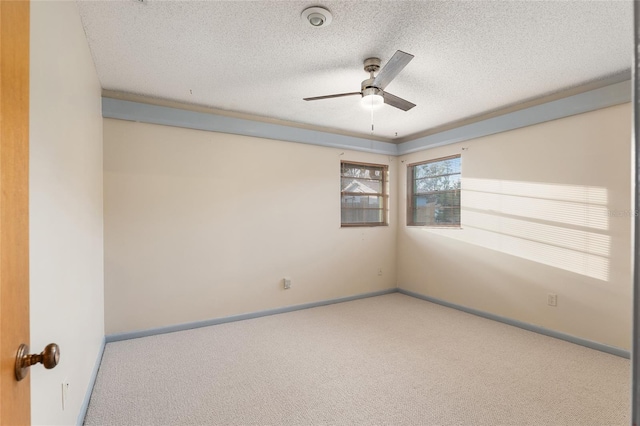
[
  {"xmin": 383, "ymin": 91, "xmax": 416, "ymax": 111},
  {"xmin": 303, "ymin": 92, "xmax": 362, "ymax": 101},
  {"xmin": 372, "ymin": 50, "xmax": 414, "ymax": 90}
]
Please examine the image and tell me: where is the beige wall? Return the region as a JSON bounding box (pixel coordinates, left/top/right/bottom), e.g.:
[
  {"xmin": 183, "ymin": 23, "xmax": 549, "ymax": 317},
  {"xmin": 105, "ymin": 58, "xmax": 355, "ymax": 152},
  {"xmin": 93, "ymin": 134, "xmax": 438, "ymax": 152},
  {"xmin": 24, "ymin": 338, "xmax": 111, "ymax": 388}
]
[
  {"xmin": 105, "ymin": 103, "xmax": 632, "ymax": 349},
  {"xmin": 397, "ymin": 103, "xmax": 632, "ymax": 349},
  {"xmin": 30, "ymin": 2, "xmax": 104, "ymax": 425},
  {"xmin": 103, "ymin": 119, "xmax": 397, "ymax": 334}
]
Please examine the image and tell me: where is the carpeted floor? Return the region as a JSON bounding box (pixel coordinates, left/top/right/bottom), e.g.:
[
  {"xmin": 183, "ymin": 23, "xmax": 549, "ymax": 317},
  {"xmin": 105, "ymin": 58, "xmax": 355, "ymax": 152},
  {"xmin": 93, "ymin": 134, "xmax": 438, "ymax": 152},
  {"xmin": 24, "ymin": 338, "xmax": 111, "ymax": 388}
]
[{"xmin": 84, "ymin": 293, "xmax": 630, "ymax": 425}]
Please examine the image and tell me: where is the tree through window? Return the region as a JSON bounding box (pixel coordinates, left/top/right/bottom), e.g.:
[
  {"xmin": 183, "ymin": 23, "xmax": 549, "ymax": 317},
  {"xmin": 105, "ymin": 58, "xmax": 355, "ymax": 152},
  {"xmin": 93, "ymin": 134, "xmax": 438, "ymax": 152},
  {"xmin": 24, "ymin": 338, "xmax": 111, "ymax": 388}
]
[{"xmin": 408, "ymin": 155, "xmax": 461, "ymax": 227}]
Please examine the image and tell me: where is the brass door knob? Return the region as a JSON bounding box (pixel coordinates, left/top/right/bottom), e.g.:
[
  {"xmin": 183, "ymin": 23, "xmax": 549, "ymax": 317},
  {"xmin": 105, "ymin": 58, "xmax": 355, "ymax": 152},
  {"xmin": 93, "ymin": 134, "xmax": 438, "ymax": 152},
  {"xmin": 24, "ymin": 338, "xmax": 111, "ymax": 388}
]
[{"xmin": 15, "ymin": 343, "xmax": 60, "ymax": 381}]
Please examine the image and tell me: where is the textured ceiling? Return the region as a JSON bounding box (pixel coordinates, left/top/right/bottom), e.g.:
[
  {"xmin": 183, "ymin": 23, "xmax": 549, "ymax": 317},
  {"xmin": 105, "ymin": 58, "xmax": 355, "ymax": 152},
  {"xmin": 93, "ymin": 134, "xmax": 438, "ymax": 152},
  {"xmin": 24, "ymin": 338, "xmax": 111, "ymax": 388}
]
[{"xmin": 76, "ymin": 0, "xmax": 632, "ymax": 141}]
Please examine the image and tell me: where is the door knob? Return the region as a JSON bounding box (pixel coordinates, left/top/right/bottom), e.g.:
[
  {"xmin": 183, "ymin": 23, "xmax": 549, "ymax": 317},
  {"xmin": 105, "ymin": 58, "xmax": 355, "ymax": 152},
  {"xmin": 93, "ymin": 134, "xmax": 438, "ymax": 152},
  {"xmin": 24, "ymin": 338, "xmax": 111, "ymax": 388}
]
[{"xmin": 15, "ymin": 343, "xmax": 60, "ymax": 381}]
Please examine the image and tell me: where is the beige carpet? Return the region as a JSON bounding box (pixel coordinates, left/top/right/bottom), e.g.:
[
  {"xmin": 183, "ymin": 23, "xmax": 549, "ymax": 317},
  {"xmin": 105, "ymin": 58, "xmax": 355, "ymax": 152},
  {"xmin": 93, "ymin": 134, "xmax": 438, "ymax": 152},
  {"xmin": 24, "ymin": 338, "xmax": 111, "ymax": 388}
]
[{"xmin": 84, "ymin": 293, "xmax": 630, "ymax": 425}]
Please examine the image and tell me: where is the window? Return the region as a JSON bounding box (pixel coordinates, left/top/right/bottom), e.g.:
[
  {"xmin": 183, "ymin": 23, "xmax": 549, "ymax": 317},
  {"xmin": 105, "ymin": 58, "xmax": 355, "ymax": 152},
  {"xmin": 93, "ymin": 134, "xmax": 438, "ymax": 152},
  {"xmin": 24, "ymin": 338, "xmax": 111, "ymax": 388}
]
[
  {"xmin": 341, "ymin": 161, "xmax": 388, "ymax": 227},
  {"xmin": 407, "ymin": 155, "xmax": 461, "ymax": 227}
]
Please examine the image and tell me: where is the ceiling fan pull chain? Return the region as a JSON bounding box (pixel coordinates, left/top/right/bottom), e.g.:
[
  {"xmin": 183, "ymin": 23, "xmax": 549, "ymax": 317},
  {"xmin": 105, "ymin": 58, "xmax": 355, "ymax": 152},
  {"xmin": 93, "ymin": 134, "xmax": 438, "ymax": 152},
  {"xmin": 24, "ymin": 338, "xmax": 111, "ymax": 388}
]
[{"xmin": 371, "ymin": 99, "xmax": 375, "ymax": 134}]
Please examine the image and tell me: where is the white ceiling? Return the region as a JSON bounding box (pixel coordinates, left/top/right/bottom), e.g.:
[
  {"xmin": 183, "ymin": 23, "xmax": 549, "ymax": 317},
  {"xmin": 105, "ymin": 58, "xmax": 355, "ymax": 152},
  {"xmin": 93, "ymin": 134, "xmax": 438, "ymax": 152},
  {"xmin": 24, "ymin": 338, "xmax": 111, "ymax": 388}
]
[{"xmin": 76, "ymin": 0, "xmax": 632, "ymax": 142}]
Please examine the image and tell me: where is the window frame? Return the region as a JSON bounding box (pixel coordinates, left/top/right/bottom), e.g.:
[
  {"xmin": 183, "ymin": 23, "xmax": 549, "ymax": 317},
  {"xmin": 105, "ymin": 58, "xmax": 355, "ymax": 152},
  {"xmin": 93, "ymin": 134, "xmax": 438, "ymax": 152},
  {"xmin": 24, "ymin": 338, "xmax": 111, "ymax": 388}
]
[
  {"xmin": 407, "ymin": 154, "xmax": 461, "ymax": 228},
  {"xmin": 340, "ymin": 160, "xmax": 389, "ymax": 228}
]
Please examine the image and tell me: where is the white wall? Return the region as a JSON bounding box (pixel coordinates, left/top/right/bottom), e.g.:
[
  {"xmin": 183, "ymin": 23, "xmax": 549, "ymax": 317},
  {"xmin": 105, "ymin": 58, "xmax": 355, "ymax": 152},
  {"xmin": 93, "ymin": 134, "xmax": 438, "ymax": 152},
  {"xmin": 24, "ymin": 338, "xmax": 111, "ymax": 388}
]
[
  {"xmin": 30, "ymin": 2, "xmax": 104, "ymax": 425},
  {"xmin": 397, "ymin": 103, "xmax": 632, "ymax": 349},
  {"xmin": 103, "ymin": 119, "xmax": 397, "ymax": 335}
]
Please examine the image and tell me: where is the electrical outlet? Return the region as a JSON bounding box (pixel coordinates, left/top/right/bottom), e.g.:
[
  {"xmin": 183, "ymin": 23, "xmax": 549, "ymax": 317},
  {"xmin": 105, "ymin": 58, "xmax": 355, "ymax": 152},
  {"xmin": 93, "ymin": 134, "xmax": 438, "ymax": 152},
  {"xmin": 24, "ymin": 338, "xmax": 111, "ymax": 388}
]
[
  {"xmin": 61, "ymin": 378, "xmax": 70, "ymax": 411},
  {"xmin": 283, "ymin": 278, "xmax": 291, "ymax": 290},
  {"xmin": 547, "ymin": 293, "xmax": 558, "ymax": 307},
  {"xmin": 377, "ymin": 269, "xmax": 383, "ymax": 276}
]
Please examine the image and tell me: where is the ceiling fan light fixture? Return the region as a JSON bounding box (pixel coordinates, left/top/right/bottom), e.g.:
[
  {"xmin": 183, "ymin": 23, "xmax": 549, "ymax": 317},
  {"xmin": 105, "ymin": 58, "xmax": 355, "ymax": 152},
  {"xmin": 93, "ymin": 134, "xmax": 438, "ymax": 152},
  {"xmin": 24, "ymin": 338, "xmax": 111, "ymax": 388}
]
[
  {"xmin": 361, "ymin": 88, "xmax": 384, "ymax": 109},
  {"xmin": 301, "ymin": 7, "xmax": 332, "ymax": 28}
]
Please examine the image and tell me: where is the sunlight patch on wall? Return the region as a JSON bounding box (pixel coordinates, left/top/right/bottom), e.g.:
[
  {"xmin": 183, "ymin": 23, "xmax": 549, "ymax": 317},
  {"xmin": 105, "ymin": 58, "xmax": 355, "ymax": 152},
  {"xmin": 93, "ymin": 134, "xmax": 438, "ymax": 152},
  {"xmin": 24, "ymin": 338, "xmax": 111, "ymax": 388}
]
[
  {"xmin": 464, "ymin": 211, "xmax": 611, "ymax": 257},
  {"xmin": 463, "ymin": 211, "xmax": 609, "ymax": 280},
  {"xmin": 463, "ymin": 178, "xmax": 608, "ymax": 204},
  {"xmin": 463, "ymin": 178, "xmax": 609, "ymax": 230},
  {"xmin": 422, "ymin": 178, "xmax": 611, "ymax": 281}
]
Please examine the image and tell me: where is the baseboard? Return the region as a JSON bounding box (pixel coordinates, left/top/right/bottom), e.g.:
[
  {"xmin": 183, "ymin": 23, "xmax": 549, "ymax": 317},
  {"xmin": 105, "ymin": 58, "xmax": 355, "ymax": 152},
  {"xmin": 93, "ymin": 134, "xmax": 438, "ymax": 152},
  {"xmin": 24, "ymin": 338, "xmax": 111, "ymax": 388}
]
[
  {"xmin": 398, "ymin": 288, "xmax": 630, "ymax": 359},
  {"xmin": 77, "ymin": 336, "xmax": 106, "ymax": 426},
  {"xmin": 105, "ymin": 288, "xmax": 398, "ymax": 343}
]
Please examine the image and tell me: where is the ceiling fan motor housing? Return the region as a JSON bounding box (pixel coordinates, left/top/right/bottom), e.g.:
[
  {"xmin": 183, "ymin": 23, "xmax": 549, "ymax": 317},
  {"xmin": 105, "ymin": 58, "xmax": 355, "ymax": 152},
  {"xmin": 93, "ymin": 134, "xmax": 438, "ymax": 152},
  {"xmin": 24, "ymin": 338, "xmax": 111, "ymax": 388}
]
[{"xmin": 362, "ymin": 58, "xmax": 382, "ymax": 98}]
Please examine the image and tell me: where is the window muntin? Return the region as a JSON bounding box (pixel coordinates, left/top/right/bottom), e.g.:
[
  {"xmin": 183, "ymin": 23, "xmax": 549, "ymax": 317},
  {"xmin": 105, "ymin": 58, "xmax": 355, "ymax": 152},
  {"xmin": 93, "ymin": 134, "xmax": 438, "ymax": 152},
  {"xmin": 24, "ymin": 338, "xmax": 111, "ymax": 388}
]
[
  {"xmin": 341, "ymin": 162, "xmax": 388, "ymax": 227},
  {"xmin": 408, "ymin": 155, "xmax": 461, "ymax": 227}
]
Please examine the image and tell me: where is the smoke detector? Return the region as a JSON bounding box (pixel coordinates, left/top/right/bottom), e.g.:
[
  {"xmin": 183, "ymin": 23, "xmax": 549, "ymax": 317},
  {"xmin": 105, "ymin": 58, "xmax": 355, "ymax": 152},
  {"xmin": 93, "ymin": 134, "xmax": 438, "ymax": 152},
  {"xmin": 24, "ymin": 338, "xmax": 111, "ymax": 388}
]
[{"xmin": 301, "ymin": 7, "xmax": 333, "ymax": 28}]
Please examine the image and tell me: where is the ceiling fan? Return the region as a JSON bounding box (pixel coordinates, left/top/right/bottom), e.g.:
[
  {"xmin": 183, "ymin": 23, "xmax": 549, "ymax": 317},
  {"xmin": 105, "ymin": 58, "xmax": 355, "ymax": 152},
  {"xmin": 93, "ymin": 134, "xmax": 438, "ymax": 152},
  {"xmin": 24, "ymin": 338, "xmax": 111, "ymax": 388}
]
[{"xmin": 303, "ymin": 50, "xmax": 416, "ymax": 111}]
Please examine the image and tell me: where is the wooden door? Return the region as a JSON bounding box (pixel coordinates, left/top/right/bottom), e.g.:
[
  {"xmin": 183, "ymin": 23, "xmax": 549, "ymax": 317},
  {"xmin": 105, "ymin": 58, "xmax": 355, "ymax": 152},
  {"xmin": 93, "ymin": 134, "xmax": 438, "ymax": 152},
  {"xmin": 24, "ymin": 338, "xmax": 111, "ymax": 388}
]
[{"xmin": 0, "ymin": 0, "xmax": 31, "ymax": 424}]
